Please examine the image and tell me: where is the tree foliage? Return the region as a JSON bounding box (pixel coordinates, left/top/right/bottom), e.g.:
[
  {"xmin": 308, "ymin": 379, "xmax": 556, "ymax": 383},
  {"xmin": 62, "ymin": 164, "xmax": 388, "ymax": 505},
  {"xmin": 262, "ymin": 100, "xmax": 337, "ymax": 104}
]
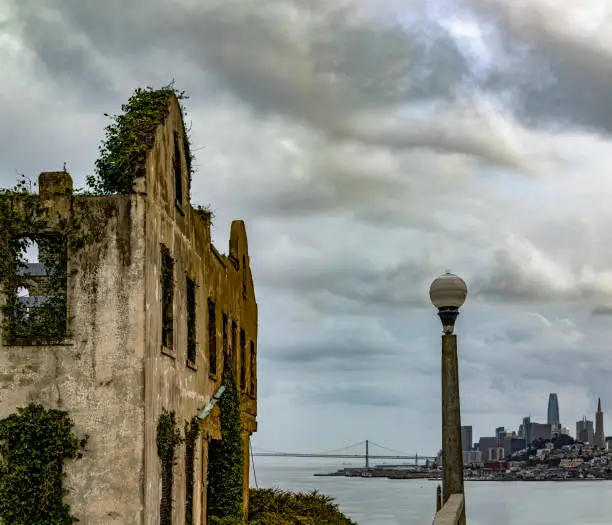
[{"xmin": 0, "ymin": 404, "xmax": 87, "ymax": 525}]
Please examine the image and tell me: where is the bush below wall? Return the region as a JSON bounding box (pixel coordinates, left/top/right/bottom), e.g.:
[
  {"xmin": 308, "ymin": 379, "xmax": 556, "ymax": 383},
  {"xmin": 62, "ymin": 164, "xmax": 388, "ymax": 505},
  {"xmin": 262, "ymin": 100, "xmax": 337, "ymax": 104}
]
[{"xmin": 209, "ymin": 487, "xmax": 357, "ymax": 525}]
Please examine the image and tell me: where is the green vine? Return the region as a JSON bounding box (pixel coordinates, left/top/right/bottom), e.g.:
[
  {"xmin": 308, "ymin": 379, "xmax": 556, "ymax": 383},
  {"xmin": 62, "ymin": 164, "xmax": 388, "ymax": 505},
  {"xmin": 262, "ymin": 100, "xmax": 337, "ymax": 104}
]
[
  {"xmin": 156, "ymin": 409, "xmax": 184, "ymax": 525},
  {"xmin": 184, "ymin": 417, "xmax": 200, "ymax": 525},
  {"xmin": 0, "ymin": 176, "xmax": 68, "ymax": 342},
  {"xmin": 86, "ymin": 82, "xmax": 195, "ymax": 195},
  {"xmin": 195, "ymin": 204, "xmax": 214, "ymax": 227},
  {"xmin": 207, "ymin": 351, "xmax": 244, "ymax": 521},
  {"xmin": 0, "ymin": 404, "xmax": 88, "ymax": 524}
]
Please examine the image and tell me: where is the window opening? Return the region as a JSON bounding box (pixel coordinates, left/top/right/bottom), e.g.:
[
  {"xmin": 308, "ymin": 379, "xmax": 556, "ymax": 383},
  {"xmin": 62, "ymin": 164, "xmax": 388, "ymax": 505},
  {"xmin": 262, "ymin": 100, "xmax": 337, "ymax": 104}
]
[
  {"xmin": 240, "ymin": 329, "xmax": 246, "ymax": 391},
  {"xmin": 242, "ymin": 255, "xmax": 246, "ymax": 296},
  {"xmin": 8, "ymin": 235, "xmax": 67, "ymax": 340},
  {"xmin": 186, "ymin": 277, "xmax": 196, "ymax": 364},
  {"xmin": 174, "ymin": 131, "xmax": 183, "ymax": 205},
  {"xmin": 208, "ymin": 298, "xmax": 217, "ymax": 375},
  {"xmin": 161, "ymin": 245, "xmax": 174, "ymax": 349},
  {"xmin": 250, "ymin": 340, "xmax": 256, "ymax": 396},
  {"xmin": 222, "ymin": 312, "xmax": 228, "ymax": 360},
  {"xmin": 232, "ymin": 320, "xmax": 238, "ymax": 376}
]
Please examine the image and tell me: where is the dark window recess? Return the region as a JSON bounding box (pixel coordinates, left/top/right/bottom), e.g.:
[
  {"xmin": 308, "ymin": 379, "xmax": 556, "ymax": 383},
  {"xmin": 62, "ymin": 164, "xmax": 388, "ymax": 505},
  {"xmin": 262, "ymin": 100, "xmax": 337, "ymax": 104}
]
[
  {"xmin": 184, "ymin": 420, "xmax": 198, "ymax": 525},
  {"xmin": 208, "ymin": 298, "xmax": 217, "ymax": 375},
  {"xmin": 240, "ymin": 329, "xmax": 246, "ymax": 391},
  {"xmin": 186, "ymin": 277, "xmax": 196, "ymax": 364},
  {"xmin": 7, "ymin": 235, "xmax": 67, "ymax": 341},
  {"xmin": 222, "ymin": 313, "xmax": 228, "ymax": 359},
  {"xmin": 232, "ymin": 320, "xmax": 238, "ymax": 376},
  {"xmin": 242, "ymin": 255, "xmax": 247, "ymax": 296},
  {"xmin": 250, "ymin": 340, "xmax": 256, "ymax": 395},
  {"xmin": 161, "ymin": 245, "xmax": 174, "ymax": 349},
  {"xmin": 173, "ymin": 131, "xmax": 183, "ymax": 205}
]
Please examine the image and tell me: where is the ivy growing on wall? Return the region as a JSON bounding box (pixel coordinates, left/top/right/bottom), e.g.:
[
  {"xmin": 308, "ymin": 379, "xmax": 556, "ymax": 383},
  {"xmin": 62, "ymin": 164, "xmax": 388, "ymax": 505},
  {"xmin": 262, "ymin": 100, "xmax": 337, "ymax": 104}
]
[
  {"xmin": 184, "ymin": 416, "xmax": 200, "ymax": 525},
  {"xmin": 86, "ymin": 82, "xmax": 195, "ymax": 195},
  {"xmin": 0, "ymin": 404, "xmax": 88, "ymax": 525},
  {"xmin": 0, "ymin": 176, "xmax": 68, "ymax": 342},
  {"xmin": 207, "ymin": 351, "xmax": 244, "ymax": 521},
  {"xmin": 157, "ymin": 409, "xmax": 184, "ymax": 525}
]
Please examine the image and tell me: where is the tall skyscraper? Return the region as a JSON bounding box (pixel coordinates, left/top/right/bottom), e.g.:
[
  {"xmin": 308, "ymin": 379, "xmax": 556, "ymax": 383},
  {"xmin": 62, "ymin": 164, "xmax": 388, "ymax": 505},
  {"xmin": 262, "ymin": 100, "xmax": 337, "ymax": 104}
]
[
  {"xmin": 461, "ymin": 425, "xmax": 473, "ymax": 451},
  {"xmin": 576, "ymin": 416, "xmax": 595, "ymax": 444},
  {"xmin": 547, "ymin": 393, "xmax": 560, "ymax": 428},
  {"xmin": 521, "ymin": 416, "xmax": 532, "ymax": 444},
  {"xmin": 595, "ymin": 398, "xmax": 605, "ymax": 448}
]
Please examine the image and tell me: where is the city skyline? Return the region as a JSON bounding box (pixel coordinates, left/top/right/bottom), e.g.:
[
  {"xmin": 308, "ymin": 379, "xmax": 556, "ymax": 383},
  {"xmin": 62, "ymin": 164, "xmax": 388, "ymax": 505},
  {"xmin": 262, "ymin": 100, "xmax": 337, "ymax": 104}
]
[{"xmin": 470, "ymin": 394, "xmax": 606, "ymax": 446}]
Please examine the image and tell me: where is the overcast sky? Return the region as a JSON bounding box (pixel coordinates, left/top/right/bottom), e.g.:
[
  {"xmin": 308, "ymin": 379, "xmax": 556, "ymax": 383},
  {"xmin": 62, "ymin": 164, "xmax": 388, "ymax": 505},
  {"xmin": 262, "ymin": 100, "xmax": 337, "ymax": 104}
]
[{"xmin": 3, "ymin": 0, "xmax": 612, "ymax": 457}]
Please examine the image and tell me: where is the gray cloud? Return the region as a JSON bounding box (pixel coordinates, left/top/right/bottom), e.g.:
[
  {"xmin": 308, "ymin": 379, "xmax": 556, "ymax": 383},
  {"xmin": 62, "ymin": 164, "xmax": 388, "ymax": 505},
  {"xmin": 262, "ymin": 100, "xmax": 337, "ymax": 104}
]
[
  {"xmin": 464, "ymin": 0, "xmax": 612, "ymax": 135},
  {"xmin": 4, "ymin": 0, "xmax": 612, "ymax": 455},
  {"xmin": 6, "ymin": 0, "xmax": 541, "ymax": 169}
]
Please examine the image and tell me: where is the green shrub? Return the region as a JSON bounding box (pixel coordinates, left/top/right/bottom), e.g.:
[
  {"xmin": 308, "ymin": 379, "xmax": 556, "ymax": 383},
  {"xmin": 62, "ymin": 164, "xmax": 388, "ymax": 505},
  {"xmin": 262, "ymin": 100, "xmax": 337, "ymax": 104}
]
[{"xmin": 247, "ymin": 488, "xmax": 357, "ymax": 525}]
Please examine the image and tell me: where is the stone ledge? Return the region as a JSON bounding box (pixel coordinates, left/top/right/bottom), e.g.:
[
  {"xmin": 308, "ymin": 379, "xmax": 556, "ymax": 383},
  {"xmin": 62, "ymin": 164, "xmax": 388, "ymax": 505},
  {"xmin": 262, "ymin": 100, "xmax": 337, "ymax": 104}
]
[{"xmin": 432, "ymin": 494, "xmax": 464, "ymax": 525}]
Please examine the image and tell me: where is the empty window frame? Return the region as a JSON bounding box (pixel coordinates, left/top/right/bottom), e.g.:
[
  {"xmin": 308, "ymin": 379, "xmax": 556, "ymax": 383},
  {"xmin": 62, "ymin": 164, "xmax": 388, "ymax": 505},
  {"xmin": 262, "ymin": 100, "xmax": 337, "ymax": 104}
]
[
  {"xmin": 9, "ymin": 234, "xmax": 68, "ymax": 340},
  {"xmin": 208, "ymin": 298, "xmax": 217, "ymax": 376},
  {"xmin": 232, "ymin": 320, "xmax": 238, "ymax": 375},
  {"xmin": 242, "ymin": 255, "xmax": 246, "ymax": 296},
  {"xmin": 161, "ymin": 245, "xmax": 174, "ymax": 349},
  {"xmin": 186, "ymin": 277, "xmax": 196, "ymax": 364},
  {"xmin": 222, "ymin": 312, "xmax": 228, "ymax": 360},
  {"xmin": 240, "ymin": 329, "xmax": 246, "ymax": 391},
  {"xmin": 249, "ymin": 340, "xmax": 256, "ymax": 396}
]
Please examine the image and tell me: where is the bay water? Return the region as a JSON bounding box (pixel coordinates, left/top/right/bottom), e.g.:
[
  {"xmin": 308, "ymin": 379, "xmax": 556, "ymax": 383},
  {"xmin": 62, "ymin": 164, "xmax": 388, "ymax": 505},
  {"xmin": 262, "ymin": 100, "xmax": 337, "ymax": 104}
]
[{"xmin": 250, "ymin": 458, "xmax": 612, "ymax": 524}]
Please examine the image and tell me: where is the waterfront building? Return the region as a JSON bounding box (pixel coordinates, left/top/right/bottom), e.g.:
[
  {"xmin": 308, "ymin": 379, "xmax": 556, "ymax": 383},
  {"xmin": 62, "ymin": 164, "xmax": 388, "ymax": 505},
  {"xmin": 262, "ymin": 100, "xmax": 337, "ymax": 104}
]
[
  {"xmin": 547, "ymin": 393, "xmax": 560, "ymax": 427},
  {"xmin": 462, "ymin": 450, "xmax": 482, "ymax": 466},
  {"xmin": 495, "ymin": 426, "xmax": 504, "ymax": 439},
  {"xmin": 576, "ymin": 416, "xmax": 595, "ymax": 444},
  {"xmin": 521, "ymin": 416, "xmax": 531, "ymax": 443},
  {"xmin": 461, "ymin": 425, "xmax": 473, "ymax": 451},
  {"xmin": 595, "ymin": 398, "xmax": 605, "ymax": 448},
  {"xmin": 478, "ymin": 436, "xmax": 501, "ymax": 461},
  {"xmin": 531, "ymin": 423, "xmax": 552, "ymax": 442}
]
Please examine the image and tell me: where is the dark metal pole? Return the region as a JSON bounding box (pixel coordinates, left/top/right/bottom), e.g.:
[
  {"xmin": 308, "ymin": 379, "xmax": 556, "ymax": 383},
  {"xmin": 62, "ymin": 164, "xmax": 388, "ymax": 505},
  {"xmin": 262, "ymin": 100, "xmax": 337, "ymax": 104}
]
[
  {"xmin": 365, "ymin": 440, "xmax": 369, "ymax": 468},
  {"xmin": 441, "ymin": 333, "xmax": 466, "ymax": 524}
]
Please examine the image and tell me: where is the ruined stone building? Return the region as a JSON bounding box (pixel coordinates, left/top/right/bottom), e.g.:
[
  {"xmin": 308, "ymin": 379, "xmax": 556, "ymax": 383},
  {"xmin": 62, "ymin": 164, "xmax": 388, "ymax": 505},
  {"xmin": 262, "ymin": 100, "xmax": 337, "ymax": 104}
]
[{"xmin": 0, "ymin": 94, "xmax": 257, "ymax": 524}]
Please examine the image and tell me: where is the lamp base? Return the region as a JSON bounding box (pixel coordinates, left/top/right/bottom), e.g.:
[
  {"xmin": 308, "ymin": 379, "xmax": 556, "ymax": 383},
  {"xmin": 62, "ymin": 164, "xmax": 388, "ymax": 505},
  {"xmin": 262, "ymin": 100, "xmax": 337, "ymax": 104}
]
[{"xmin": 438, "ymin": 307, "xmax": 459, "ymax": 334}]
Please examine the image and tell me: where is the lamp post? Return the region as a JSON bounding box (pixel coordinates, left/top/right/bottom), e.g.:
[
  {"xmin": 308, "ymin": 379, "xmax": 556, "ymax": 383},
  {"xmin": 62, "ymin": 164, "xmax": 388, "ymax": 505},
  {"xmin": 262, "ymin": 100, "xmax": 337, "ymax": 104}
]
[{"xmin": 429, "ymin": 272, "xmax": 467, "ymax": 524}]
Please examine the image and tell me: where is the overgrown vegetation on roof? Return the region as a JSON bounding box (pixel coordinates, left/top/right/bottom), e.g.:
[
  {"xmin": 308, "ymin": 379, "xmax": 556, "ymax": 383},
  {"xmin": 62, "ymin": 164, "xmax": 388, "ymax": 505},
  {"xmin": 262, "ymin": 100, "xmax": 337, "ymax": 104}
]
[{"xmin": 86, "ymin": 82, "xmax": 194, "ymax": 194}]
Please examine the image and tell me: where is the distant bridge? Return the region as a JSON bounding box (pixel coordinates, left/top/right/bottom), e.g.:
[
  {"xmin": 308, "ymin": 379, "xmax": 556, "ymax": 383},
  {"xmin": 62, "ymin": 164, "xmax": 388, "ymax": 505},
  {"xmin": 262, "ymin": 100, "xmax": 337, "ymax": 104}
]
[{"xmin": 252, "ymin": 440, "xmax": 436, "ymax": 468}]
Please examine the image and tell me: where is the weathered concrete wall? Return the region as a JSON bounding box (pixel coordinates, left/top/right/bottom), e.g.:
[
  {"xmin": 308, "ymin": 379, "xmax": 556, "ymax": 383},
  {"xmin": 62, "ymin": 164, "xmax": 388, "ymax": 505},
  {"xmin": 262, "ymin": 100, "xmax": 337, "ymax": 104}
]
[
  {"xmin": 142, "ymin": 95, "xmax": 258, "ymax": 525},
  {"xmin": 0, "ymin": 93, "xmax": 258, "ymax": 525},
  {"xmin": 0, "ymin": 174, "xmax": 147, "ymax": 524}
]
